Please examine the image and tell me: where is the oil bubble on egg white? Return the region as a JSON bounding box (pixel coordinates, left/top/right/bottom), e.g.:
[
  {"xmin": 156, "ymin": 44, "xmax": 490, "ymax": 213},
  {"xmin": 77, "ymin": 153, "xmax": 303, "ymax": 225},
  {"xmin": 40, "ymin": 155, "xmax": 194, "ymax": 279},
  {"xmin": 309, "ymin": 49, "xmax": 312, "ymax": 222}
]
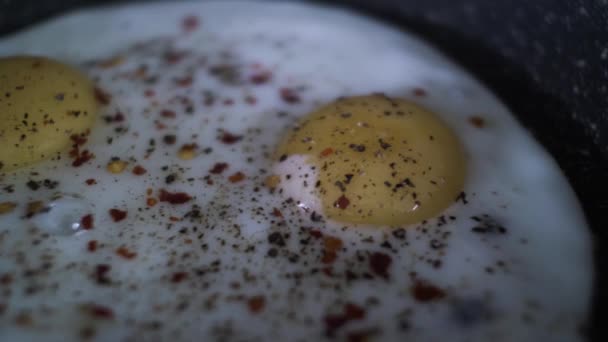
[{"xmin": 0, "ymin": 1, "xmax": 592, "ymax": 342}]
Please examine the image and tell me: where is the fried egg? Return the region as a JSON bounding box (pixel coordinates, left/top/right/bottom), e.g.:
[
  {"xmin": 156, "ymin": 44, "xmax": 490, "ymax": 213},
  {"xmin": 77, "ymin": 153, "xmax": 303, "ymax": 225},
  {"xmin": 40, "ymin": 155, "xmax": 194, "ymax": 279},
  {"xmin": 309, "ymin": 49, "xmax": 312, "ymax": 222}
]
[{"xmin": 0, "ymin": 1, "xmax": 593, "ymax": 342}]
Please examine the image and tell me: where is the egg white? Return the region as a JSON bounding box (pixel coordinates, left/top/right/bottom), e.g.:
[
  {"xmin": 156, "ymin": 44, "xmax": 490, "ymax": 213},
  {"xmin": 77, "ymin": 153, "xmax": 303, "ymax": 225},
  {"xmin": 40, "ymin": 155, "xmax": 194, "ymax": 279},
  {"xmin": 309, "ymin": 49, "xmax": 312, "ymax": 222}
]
[{"xmin": 0, "ymin": 1, "xmax": 593, "ymax": 342}]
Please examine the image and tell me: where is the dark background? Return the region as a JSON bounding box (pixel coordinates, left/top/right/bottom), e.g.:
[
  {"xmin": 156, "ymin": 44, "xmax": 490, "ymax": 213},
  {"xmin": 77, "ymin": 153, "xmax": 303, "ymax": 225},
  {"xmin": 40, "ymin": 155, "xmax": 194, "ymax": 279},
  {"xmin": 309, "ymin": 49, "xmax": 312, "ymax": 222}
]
[{"xmin": 1, "ymin": 0, "xmax": 606, "ymax": 339}]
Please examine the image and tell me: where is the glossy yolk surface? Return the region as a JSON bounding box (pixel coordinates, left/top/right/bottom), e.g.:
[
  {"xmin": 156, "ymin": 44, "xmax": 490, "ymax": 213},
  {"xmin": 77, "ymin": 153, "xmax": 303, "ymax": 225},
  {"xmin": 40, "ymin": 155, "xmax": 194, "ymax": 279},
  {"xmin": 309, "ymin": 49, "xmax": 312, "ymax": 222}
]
[
  {"xmin": 276, "ymin": 95, "xmax": 466, "ymax": 226},
  {"xmin": 0, "ymin": 56, "xmax": 98, "ymax": 172}
]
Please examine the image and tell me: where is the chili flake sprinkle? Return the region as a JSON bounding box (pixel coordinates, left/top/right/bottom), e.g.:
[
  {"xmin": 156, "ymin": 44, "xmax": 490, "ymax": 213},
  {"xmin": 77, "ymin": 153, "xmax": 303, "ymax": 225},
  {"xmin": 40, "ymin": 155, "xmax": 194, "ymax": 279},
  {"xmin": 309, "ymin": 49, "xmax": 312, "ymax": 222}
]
[
  {"xmin": 324, "ymin": 303, "xmax": 366, "ymax": 337},
  {"xmin": 219, "ymin": 131, "xmax": 243, "ymax": 144},
  {"xmin": 247, "ymin": 296, "xmax": 266, "ymax": 314},
  {"xmin": 228, "ymin": 172, "xmax": 246, "ymax": 183},
  {"xmin": 87, "ymin": 240, "xmax": 98, "ymax": 252},
  {"xmin": 279, "ymin": 87, "xmax": 300, "ymax": 104},
  {"xmin": 411, "ymin": 280, "xmax": 446, "ymax": 302},
  {"xmin": 116, "ymin": 246, "xmax": 137, "ymax": 260},
  {"xmin": 171, "ymin": 272, "xmax": 189, "ymax": 283},
  {"xmin": 81, "ymin": 214, "xmax": 94, "ymax": 230},
  {"xmin": 320, "ymin": 147, "xmax": 334, "ymax": 157},
  {"xmin": 87, "ymin": 305, "xmax": 114, "ymax": 320},
  {"xmin": 132, "ymin": 165, "xmax": 147, "ymax": 175},
  {"xmin": 109, "ymin": 209, "xmax": 127, "ymax": 222},
  {"xmin": 209, "ymin": 162, "xmax": 229, "ymax": 174},
  {"xmin": 159, "ymin": 189, "xmax": 192, "ymax": 204},
  {"xmin": 94, "ymin": 87, "xmax": 111, "ymax": 105},
  {"xmin": 334, "ymin": 195, "xmax": 350, "ymax": 209}
]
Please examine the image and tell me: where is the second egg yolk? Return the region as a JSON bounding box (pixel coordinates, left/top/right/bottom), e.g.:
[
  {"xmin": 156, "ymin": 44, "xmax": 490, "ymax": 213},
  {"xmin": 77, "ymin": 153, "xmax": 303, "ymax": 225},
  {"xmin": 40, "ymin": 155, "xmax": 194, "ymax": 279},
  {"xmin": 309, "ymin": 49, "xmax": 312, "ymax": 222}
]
[
  {"xmin": 275, "ymin": 94, "xmax": 466, "ymax": 226},
  {"xmin": 0, "ymin": 56, "xmax": 98, "ymax": 172}
]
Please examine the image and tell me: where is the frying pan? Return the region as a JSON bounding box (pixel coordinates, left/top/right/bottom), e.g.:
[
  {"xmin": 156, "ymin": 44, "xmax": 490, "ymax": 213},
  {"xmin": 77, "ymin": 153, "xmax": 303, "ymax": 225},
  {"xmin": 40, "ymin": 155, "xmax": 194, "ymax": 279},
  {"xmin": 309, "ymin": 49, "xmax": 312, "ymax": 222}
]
[{"xmin": 1, "ymin": 0, "xmax": 606, "ymax": 340}]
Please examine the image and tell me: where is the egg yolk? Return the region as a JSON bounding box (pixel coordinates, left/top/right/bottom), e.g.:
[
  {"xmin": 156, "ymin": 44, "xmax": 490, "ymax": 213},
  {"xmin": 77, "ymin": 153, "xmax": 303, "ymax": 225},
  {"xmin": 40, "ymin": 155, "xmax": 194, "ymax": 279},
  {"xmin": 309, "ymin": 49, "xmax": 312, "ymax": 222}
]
[
  {"xmin": 276, "ymin": 95, "xmax": 466, "ymax": 226},
  {"xmin": 0, "ymin": 56, "xmax": 98, "ymax": 172}
]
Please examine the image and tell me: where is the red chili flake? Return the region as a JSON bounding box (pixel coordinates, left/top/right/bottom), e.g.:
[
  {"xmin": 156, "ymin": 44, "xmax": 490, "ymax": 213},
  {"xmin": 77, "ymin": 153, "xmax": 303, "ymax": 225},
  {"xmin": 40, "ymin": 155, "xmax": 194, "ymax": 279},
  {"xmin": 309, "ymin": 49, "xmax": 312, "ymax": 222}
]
[
  {"xmin": 70, "ymin": 133, "xmax": 87, "ymax": 146},
  {"xmin": 228, "ymin": 172, "xmax": 246, "ymax": 183},
  {"xmin": 324, "ymin": 236, "xmax": 343, "ymax": 252},
  {"xmin": 132, "ymin": 165, "xmax": 147, "ymax": 175},
  {"xmin": 164, "ymin": 51, "xmax": 188, "ymax": 64},
  {"xmin": 468, "ymin": 115, "xmax": 485, "ymax": 128},
  {"xmin": 94, "ymin": 87, "xmax": 111, "ymax": 105},
  {"xmin": 322, "ymin": 267, "xmax": 334, "ymax": 277},
  {"xmin": 245, "ymin": 95, "xmax": 257, "ymax": 105},
  {"xmin": 181, "ymin": 15, "xmax": 199, "ymax": 32},
  {"xmin": 109, "ymin": 209, "xmax": 127, "ymax": 222},
  {"xmin": 322, "ymin": 236, "xmax": 342, "ymax": 263},
  {"xmin": 160, "ymin": 109, "xmax": 176, "ymax": 118},
  {"xmin": 412, "ymin": 87, "xmax": 427, "ymax": 97},
  {"xmin": 115, "ymin": 246, "xmax": 137, "ymax": 260},
  {"xmin": 81, "ymin": 214, "xmax": 94, "ymax": 230},
  {"xmin": 309, "ymin": 229, "xmax": 323, "ymax": 238},
  {"xmin": 144, "ymin": 89, "xmax": 155, "ymax": 97},
  {"xmin": 159, "ymin": 189, "xmax": 192, "ymax": 204},
  {"xmin": 223, "ymin": 98, "xmax": 234, "ymax": 106},
  {"xmin": 247, "ymin": 296, "xmax": 265, "ymax": 314},
  {"xmin": 334, "ymin": 195, "xmax": 350, "ymax": 209},
  {"xmin": 411, "ymin": 280, "xmax": 446, "ymax": 302},
  {"xmin": 219, "ymin": 131, "xmax": 242, "ymax": 144},
  {"xmin": 324, "ymin": 303, "xmax": 366, "ymax": 337},
  {"xmin": 69, "ymin": 133, "xmax": 94, "ymax": 167},
  {"xmin": 347, "ymin": 329, "xmax": 377, "ymax": 342},
  {"xmin": 171, "ymin": 272, "xmax": 188, "ymax": 283},
  {"xmin": 250, "ymin": 71, "xmax": 272, "ymax": 84},
  {"xmin": 280, "ymin": 87, "xmax": 300, "ymax": 104},
  {"xmin": 146, "ymin": 198, "xmax": 158, "ymax": 207},
  {"xmin": 85, "ymin": 178, "xmax": 97, "ymax": 185},
  {"xmin": 72, "ymin": 150, "xmax": 94, "ymax": 167},
  {"xmin": 175, "ymin": 76, "xmax": 193, "ymax": 87},
  {"xmin": 88, "ymin": 305, "xmax": 114, "ymax": 319},
  {"xmin": 369, "ymin": 252, "xmax": 392, "ymax": 279},
  {"xmin": 321, "ymin": 251, "xmax": 337, "ymax": 264},
  {"xmin": 209, "ymin": 162, "xmax": 229, "ymax": 174},
  {"xmin": 271, "ymin": 208, "xmax": 283, "ymax": 218},
  {"xmin": 87, "ymin": 240, "xmax": 98, "ymax": 252},
  {"xmin": 320, "ymin": 147, "xmax": 334, "ymax": 158}
]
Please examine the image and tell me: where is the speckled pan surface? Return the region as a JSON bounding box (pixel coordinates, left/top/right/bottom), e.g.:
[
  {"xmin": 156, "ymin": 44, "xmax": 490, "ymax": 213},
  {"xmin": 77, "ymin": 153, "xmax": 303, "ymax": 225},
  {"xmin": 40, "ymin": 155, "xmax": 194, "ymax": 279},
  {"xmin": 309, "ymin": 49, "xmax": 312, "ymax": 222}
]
[{"xmin": 0, "ymin": 0, "xmax": 606, "ymax": 340}]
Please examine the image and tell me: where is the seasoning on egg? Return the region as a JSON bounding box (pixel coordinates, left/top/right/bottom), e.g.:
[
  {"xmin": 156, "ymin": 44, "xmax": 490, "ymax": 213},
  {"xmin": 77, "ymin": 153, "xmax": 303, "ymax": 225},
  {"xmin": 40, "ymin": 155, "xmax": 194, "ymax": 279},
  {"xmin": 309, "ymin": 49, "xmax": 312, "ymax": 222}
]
[{"xmin": 274, "ymin": 95, "xmax": 466, "ymax": 226}]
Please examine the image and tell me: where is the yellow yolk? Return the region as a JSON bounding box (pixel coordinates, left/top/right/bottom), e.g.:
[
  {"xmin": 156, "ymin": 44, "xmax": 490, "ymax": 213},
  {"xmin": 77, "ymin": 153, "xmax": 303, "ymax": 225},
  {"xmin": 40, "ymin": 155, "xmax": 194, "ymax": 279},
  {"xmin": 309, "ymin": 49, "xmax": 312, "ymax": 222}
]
[
  {"xmin": 0, "ymin": 56, "xmax": 98, "ymax": 172},
  {"xmin": 276, "ymin": 95, "xmax": 466, "ymax": 226}
]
